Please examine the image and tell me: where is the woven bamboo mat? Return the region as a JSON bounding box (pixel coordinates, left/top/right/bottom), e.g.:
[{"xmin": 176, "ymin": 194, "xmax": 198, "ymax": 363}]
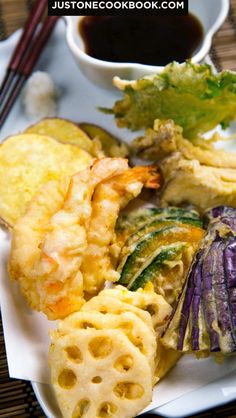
[{"xmin": 0, "ymin": 1, "xmax": 236, "ymax": 417}]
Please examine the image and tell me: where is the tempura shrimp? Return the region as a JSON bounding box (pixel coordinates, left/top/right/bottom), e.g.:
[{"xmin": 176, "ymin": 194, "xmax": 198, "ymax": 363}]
[
  {"xmin": 9, "ymin": 158, "xmax": 129, "ymax": 319},
  {"xmin": 81, "ymin": 166, "xmax": 160, "ymax": 295}
]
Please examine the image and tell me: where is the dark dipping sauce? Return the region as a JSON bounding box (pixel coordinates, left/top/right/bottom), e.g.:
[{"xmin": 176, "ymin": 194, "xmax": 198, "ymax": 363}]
[{"xmin": 79, "ymin": 15, "xmax": 204, "ymax": 66}]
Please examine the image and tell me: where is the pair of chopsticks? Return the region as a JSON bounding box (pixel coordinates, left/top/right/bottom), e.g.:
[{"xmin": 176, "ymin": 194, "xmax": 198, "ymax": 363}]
[{"xmin": 0, "ymin": 0, "xmax": 59, "ymax": 130}]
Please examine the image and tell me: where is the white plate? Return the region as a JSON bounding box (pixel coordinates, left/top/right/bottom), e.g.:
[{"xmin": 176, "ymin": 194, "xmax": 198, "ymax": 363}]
[
  {"xmin": 1, "ymin": 19, "xmax": 236, "ymax": 418},
  {"xmin": 32, "ymin": 370, "xmax": 236, "ymax": 418}
]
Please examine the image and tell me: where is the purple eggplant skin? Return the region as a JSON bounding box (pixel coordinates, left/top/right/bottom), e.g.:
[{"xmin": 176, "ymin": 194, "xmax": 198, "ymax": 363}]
[
  {"xmin": 224, "ymin": 239, "xmax": 236, "ymax": 341},
  {"xmin": 178, "ymin": 234, "xmax": 235, "ymax": 352},
  {"xmin": 195, "ymin": 208, "xmax": 236, "ymax": 353},
  {"xmin": 191, "ymin": 257, "xmax": 203, "ymax": 351},
  {"xmin": 221, "ymin": 216, "xmax": 236, "ymax": 232},
  {"xmin": 177, "ymin": 255, "xmax": 200, "ymax": 351},
  {"xmin": 207, "ymin": 206, "xmax": 236, "ymax": 220},
  {"xmin": 206, "ymin": 206, "xmax": 236, "ymax": 221},
  {"xmin": 201, "ymin": 244, "xmax": 220, "ymax": 352},
  {"xmin": 205, "ymin": 206, "xmax": 236, "ymax": 232},
  {"xmin": 209, "ymin": 241, "xmax": 236, "ymax": 352},
  {"xmin": 163, "ymin": 205, "xmax": 236, "ymax": 355}
]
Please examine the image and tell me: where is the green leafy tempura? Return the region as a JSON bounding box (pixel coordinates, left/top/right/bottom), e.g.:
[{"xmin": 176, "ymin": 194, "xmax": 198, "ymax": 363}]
[{"xmin": 106, "ymin": 61, "xmax": 236, "ymax": 139}]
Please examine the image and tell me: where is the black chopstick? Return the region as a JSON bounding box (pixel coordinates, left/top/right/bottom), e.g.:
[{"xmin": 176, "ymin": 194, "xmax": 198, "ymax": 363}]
[
  {"xmin": 0, "ymin": 16, "xmax": 59, "ymax": 130},
  {"xmin": 0, "ymin": 0, "xmax": 48, "ymax": 105}
]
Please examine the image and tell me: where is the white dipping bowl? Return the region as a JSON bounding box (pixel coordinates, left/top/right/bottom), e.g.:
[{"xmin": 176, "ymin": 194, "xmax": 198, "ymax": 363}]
[{"xmin": 65, "ymin": 0, "xmax": 229, "ymax": 89}]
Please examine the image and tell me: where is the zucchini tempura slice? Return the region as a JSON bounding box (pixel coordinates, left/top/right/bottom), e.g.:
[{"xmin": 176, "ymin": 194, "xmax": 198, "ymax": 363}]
[
  {"xmin": 57, "ymin": 311, "xmax": 157, "ymax": 374},
  {"xmin": 9, "ymin": 158, "xmax": 129, "ymax": 320},
  {"xmin": 49, "ymin": 328, "xmax": 153, "ymax": 418}
]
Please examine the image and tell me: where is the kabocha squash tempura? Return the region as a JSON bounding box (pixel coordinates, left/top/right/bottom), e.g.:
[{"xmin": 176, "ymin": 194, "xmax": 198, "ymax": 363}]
[{"xmin": 116, "ymin": 207, "xmax": 205, "ymax": 305}]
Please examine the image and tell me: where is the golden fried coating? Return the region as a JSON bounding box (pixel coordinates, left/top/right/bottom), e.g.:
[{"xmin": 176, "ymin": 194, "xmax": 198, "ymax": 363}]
[
  {"xmin": 81, "ymin": 166, "xmax": 161, "ymax": 296},
  {"xmin": 0, "ymin": 134, "xmax": 93, "ymax": 226},
  {"xmin": 49, "ymin": 328, "xmax": 153, "ymax": 418},
  {"xmin": 9, "ymin": 159, "xmax": 160, "ymax": 320}
]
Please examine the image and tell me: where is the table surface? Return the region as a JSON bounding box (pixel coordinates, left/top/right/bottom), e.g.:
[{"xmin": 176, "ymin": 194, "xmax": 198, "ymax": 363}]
[{"xmin": 0, "ymin": 1, "xmax": 236, "ymax": 417}]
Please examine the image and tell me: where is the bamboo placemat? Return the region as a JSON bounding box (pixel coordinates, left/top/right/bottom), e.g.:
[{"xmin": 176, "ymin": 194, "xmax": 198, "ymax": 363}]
[{"xmin": 0, "ymin": 1, "xmax": 236, "ymax": 417}]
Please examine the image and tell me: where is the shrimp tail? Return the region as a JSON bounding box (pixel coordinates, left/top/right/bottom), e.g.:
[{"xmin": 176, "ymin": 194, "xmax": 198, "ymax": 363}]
[{"xmin": 121, "ymin": 165, "xmax": 161, "ymax": 189}]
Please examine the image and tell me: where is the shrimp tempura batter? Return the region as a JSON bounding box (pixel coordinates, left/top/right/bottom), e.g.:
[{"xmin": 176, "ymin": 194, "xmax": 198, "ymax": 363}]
[{"xmin": 9, "ymin": 158, "xmax": 160, "ymax": 319}]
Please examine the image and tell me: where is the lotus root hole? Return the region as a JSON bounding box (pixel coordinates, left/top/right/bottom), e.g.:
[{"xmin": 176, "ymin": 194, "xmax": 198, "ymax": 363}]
[
  {"xmin": 92, "ymin": 376, "xmax": 102, "ymax": 383},
  {"xmin": 81, "ymin": 321, "xmax": 97, "ymax": 329},
  {"xmin": 72, "ymin": 399, "xmax": 90, "ymax": 418},
  {"xmin": 114, "ymin": 355, "xmax": 133, "ymax": 372},
  {"xmin": 146, "ymin": 304, "xmax": 158, "ymax": 316},
  {"xmin": 132, "ymin": 338, "xmax": 145, "ymax": 354},
  {"xmin": 97, "ymin": 402, "xmax": 117, "ymax": 417},
  {"xmin": 58, "ymin": 369, "xmax": 77, "ymax": 389},
  {"xmin": 89, "ymin": 336, "xmax": 113, "ymax": 358},
  {"xmin": 65, "ymin": 346, "xmax": 82, "ymax": 363},
  {"xmin": 114, "ymin": 382, "xmax": 144, "ymax": 399}
]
